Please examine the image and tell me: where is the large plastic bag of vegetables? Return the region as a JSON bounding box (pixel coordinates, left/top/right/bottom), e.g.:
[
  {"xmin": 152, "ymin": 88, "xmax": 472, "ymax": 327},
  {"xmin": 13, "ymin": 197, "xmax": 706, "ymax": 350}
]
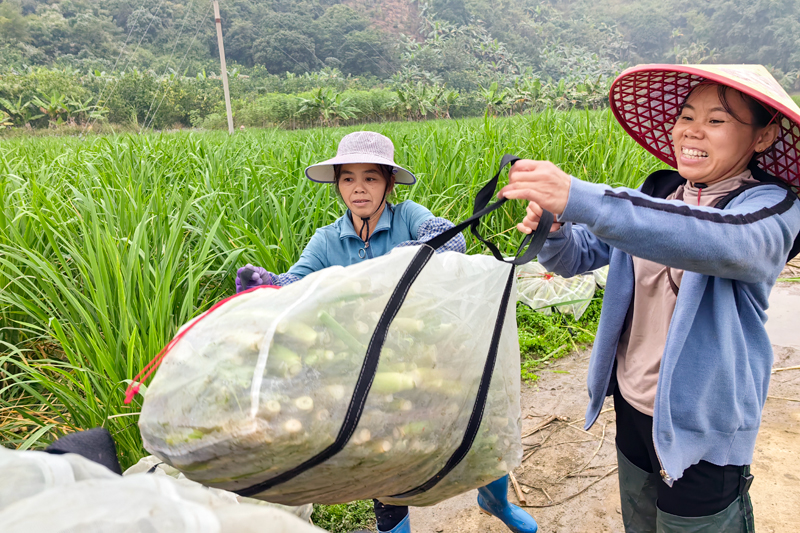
[
  {"xmin": 134, "ymin": 155, "xmax": 555, "ymax": 507},
  {"xmin": 0, "ymin": 447, "xmax": 324, "ymax": 533},
  {"xmin": 516, "ymin": 262, "xmax": 596, "ymax": 320}
]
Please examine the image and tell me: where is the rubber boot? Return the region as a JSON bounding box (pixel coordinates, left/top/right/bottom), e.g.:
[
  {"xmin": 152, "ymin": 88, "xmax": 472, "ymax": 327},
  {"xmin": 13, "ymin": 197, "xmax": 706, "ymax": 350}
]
[
  {"xmin": 617, "ymin": 446, "xmax": 659, "ymax": 533},
  {"xmin": 656, "ymin": 497, "xmax": 748, "ymax": 532},
  {"xmin": 377, "ymin": 513, "xmax": 411, "ymax": 533},
  {"xmin": 477, "ymin": 475, "xmax": 538, "ymax": 533}
]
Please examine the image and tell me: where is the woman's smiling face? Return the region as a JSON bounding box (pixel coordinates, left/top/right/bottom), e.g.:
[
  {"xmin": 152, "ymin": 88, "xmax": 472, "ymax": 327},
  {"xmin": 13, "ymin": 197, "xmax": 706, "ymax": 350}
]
[{"xmin": 671, "ymin": 84, "xmax": 778, "ymax": 185}]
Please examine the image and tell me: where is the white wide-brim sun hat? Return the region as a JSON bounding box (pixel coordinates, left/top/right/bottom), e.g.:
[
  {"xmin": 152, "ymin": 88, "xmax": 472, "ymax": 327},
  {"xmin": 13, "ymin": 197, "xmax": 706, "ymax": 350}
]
[
  {"xmin": 305, "ymin": 131, "xmax": 416, "ymax": 185},
  {"xmin": 609, "ymin": 64, "xmax": 800, "ymax": 192}
]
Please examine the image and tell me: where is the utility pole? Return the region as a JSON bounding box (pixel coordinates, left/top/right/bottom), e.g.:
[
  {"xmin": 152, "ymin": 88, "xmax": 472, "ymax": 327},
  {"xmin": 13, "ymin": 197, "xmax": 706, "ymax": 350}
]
[{"xmin": 213, "ymin": 0, "xmax": 234, "ymax": 134}]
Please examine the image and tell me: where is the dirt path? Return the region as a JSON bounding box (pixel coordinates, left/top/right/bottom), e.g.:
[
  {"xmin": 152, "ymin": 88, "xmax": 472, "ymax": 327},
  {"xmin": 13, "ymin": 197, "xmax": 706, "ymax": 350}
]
[{"xmin": 411, "ymin": 283, "xmax": 800, "ymax": 532}]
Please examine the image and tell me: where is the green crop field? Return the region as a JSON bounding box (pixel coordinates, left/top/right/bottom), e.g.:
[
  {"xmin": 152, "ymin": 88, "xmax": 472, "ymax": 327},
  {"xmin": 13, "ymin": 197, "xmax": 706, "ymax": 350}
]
[{"xmin": 0, "ymin": 110, "xmax": 665, "ymax": 468}]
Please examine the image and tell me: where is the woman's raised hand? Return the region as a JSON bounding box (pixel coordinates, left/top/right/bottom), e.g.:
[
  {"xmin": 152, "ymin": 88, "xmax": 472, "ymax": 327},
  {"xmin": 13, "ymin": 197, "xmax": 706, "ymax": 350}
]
[{"xmin": 499, "ymin": 160, "xmax": 572, "ymax": 217}]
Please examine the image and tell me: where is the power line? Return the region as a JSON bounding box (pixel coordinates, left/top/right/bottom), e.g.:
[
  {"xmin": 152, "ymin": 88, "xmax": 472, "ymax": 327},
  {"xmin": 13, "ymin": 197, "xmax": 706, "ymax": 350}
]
[
  {"xmin": 85, "ymin": 0, "xmax": 168, "ymax": 133},
  {"xmin": 81, "ymin": 0, "xmax": 150, "ymax": 136},
  {"xmin": 217, "ymin": 0, "xmax": 326, "ymax": 72},
  {"xmin": 143, "ymin": 4, "xmax": 213, "ymax": 131},
  {"xmin": 336, "ymin": 19, "xmax": 396, "ymax": 78},
  {"xmin": 139, "ymin": 0, "xmax": 198, "ymax": 132}
]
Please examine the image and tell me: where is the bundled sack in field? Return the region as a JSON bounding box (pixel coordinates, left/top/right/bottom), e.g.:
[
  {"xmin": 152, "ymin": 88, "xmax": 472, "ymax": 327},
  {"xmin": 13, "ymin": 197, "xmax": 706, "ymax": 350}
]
[
  {"xmin": 516, "ymin": 262, "xmax": 597, "ymax": 320},
  {"xmin": 0, "ymin": 447, "xmax": 323, "ymax": 533},
  {"xmin": 135, "ymin": 155, "xmax": 555, "ymax": 507}
]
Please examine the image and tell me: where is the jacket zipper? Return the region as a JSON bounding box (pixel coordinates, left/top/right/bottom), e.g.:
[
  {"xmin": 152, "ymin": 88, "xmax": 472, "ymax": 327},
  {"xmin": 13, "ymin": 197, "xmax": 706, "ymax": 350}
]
[{"xmin": 652, "ymin": 417, "xmax": 674, "ymax": 487}]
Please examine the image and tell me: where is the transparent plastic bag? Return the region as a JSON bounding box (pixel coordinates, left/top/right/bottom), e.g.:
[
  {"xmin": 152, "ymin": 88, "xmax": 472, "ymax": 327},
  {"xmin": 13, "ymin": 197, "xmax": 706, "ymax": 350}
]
[
  {"xmin": 593, "ymin": 265, "xmax": 609, "ymax": 289},
  {"xmin": 139, "ymin": 246, "xmax": 522, "ymax": 506},
  {"xmin": 0, "ymin": 447, "xmax": 323, "ymax": 533},
  {"xmin": 516, "ymin": 262, "xmax": 596, "ymax": 320}
]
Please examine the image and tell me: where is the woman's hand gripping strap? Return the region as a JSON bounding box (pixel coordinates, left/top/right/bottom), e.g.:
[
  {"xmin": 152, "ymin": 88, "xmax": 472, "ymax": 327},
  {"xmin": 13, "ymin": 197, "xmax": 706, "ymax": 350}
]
[{"xmin": 425, "ymin": 154, "xmax": 554, "ymax": 265}]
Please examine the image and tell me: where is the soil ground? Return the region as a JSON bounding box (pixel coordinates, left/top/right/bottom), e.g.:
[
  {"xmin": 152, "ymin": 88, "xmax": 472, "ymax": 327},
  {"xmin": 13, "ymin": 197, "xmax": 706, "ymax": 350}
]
[{"xmin": 411, "ymin": 282, "xmax": 800, "ymax": 533}]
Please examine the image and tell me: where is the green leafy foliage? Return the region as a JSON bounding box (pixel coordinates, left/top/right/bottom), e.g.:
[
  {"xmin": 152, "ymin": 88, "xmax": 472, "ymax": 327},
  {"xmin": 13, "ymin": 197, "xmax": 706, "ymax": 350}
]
[
  {"xmin": 312, "ymin": 500, "xmax": 376, "ymax": 532},
  {"xmin": 517, "ymin": 290, "xmax": 604, "ymax": 381}
]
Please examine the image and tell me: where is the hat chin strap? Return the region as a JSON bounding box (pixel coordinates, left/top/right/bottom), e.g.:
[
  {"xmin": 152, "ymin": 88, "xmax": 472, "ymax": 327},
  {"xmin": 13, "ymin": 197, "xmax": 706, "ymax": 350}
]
[{"xmin": 351, "ymin": 183, "xmax": 389, "ymax": 245}]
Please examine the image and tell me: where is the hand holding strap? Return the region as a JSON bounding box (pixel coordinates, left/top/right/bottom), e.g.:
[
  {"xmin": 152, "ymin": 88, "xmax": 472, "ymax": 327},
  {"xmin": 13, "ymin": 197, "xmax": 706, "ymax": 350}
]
[{"xmin": 425, "ymin": 154, "xmax": 554, "ymax": 265}]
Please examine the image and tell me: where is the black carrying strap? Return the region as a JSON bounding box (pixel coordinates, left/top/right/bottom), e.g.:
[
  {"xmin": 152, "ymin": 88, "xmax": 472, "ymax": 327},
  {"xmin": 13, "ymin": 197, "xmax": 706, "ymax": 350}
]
[
  {"xmin": 426, "ymin": 154, "xmax": 555, "ymax": 265},
  {"xmin": 666, "ymin": 267, "xmax": 680, "ymax": 296},
  {"xmin": 234, "ymin": 155, "xmax": 552, "ymax": 498},
  {"xmin": 388, "ymin": 264, "xmax": 517, "ymax": 499}
]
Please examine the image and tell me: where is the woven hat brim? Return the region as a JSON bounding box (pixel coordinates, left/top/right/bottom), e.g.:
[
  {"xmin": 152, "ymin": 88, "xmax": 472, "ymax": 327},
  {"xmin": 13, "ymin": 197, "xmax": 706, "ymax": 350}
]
[
  {"xmin": 305, "ymin": 154, "xmax": 416, "ymax": 185},
  {"xmin": 609, "ymin": 64, "xmax": 800, "ymax": 191}
]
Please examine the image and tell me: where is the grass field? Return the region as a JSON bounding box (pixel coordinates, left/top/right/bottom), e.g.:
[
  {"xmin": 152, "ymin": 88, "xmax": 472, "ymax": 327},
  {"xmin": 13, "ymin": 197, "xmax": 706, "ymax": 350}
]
[{"xmin": 0, "ymin": 110, "xmax": 665, "ymax": 469}]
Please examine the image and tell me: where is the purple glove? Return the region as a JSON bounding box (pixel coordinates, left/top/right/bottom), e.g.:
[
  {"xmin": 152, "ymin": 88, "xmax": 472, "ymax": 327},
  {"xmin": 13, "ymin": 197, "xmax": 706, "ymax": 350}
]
[{"xmin": 235, "ymin": 264, "xmax": 275, "ymax": 293}]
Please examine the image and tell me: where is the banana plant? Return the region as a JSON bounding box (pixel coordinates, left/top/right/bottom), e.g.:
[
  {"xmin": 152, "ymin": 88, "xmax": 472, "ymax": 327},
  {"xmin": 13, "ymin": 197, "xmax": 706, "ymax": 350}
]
[
  {"xmin": 479, "ymin": 82, "xmax": 512, "ymax": 117},
  {"xmin": 30, "ymin": 92, "xmax": 69, "ymax": 125},
  {"xmin": 0, "ymin": 110, "xmax": 12, "ymax": 130},
  {"xmin": 297, "ymin": 88, "xmax": 358, "ymax": 127},
  {"xmin": 436, "ymin": 88, "xmax": 459, "ymax": 119},
  {"xmin": 0, "ymin": 96, "xmax": 44, "ymax": 126},
  {"xmin": 66, "ymin": 96, "xmax": 107, "ymax": 124}
]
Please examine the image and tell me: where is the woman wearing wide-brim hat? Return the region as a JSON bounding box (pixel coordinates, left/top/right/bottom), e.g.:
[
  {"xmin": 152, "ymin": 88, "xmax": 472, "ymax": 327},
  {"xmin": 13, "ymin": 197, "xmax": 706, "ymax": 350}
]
[
  {"xmin": 499, "ymin": 64, "xmax": 800, "ymax": 531},
  {"xmin": 235, "ymin": 131, "xmax": 540, "ymax": 533}
]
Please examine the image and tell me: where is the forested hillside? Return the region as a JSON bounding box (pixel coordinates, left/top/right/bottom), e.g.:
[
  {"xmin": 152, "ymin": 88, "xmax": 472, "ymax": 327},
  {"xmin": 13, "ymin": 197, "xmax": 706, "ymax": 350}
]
[
  {"xmin": 2, "ymin": 0, "xmax": 799, "ymax": 90},
  {"xmin": 1, "ymin": 0, "xmax": 798, "ymax": 132}
]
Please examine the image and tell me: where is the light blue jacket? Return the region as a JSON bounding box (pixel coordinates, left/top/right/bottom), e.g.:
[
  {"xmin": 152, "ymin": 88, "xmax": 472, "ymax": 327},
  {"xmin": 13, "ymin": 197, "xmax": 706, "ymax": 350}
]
[
  {"xmin": 288, "ymin": 200, "xmax": 433, "ymax": 278},
  {"xmin": 538, "ymin": 176, "xmax": 800, "ymax": 484}
]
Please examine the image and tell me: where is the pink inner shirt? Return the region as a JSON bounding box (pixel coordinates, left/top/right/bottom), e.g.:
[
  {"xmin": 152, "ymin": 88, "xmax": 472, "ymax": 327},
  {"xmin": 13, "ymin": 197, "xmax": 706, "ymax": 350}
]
[{"xmin": 615, "ymin": 170, "xmax": 758, "ymax": 416}]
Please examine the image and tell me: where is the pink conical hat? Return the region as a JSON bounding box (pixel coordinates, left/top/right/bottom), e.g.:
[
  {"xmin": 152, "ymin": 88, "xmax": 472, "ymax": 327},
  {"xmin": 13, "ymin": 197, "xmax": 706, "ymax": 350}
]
[{"xmin": 610, "ymin": 64, "xmax": 800, "ymax": 190}]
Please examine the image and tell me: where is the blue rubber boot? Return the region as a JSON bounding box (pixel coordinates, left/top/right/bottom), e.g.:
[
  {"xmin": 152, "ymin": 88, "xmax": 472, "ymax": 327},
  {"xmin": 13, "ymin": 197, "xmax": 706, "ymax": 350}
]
[
  {"xmin": 377, "ymin": 513, "xmax": 411, "ymax": 533},
  {"xmin": 477, "ymin": 475, "xmax": 539, "ymax": 533}
]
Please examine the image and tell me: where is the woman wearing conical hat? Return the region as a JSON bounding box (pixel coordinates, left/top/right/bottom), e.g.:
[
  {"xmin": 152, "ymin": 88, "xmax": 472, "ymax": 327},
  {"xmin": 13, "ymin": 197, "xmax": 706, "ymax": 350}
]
[{"xmin": 500, "ymin": 64, "xmax": 800, "ymax": 531}]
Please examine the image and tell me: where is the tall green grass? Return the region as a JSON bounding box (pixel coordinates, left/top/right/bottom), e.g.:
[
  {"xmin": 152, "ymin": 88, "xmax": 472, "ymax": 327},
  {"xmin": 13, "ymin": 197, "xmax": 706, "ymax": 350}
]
[{"xmin": 0, "ymin": 110, "xmax": 665, "ymax": 466}]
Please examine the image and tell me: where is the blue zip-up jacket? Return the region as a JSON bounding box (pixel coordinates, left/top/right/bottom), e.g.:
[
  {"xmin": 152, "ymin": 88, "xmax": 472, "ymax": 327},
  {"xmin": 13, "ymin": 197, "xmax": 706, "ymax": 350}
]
[
  {"xmin": 288, "ymin": 200, "xmax": 433, "ymax": 278},
  {"xmin": 538, "ymin": 176, "xmax": 800, "ymax": 484}
]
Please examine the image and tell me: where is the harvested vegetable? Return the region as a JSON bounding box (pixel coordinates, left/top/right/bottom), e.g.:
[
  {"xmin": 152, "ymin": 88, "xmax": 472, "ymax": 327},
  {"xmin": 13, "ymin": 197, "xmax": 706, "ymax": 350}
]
[{"xmin": 139, "ymin": 246, "xmax": 522, "ymax": 507}]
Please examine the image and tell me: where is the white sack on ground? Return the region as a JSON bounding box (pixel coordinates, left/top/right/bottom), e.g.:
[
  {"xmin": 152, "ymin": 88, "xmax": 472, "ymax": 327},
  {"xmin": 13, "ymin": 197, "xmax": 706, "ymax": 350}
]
[
  {"xmin": 0, "ymin": 447, "xmax": 324, "ymax": 533},
  {"xmin": 139, "ymin": 246, "xmax": 522, "ymax": 506},
  {"xmin": 0, "ymin": 445, "xmax": 118, "ymax": 511},
  {"xmin": 516, "ymin": 262, "xmax": 596, "ymax": 320},
  {"xmin": 124, "ymin": 455, "xmax": 314, "ymax": 522}
]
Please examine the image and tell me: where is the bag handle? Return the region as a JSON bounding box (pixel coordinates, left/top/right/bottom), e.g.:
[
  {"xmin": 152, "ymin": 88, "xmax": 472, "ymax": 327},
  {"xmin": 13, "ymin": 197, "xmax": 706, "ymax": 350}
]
[{"xmin": 425, "ymin": 154, "xmax": 554, "ymax": 265}]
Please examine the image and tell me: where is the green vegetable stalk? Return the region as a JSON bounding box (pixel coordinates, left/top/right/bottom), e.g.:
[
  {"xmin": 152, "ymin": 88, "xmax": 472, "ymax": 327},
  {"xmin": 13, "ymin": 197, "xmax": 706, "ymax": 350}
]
[{"xmin": 319, "ymin": 311, "xmax": 365, "ymax": 353}]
